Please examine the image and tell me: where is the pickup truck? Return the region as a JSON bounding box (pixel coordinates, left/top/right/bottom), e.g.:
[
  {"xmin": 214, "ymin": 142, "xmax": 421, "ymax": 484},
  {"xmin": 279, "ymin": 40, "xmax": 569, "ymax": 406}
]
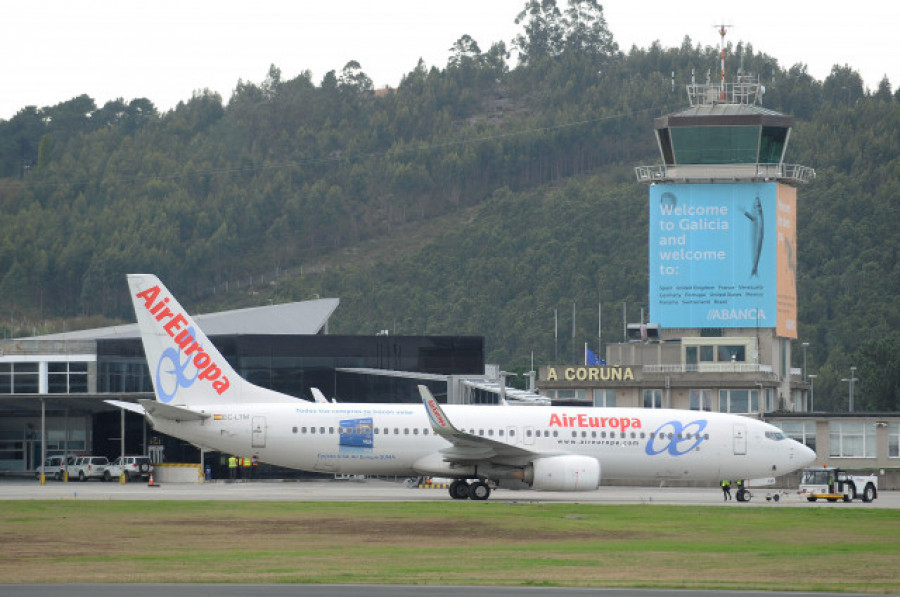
[
  {"xmin": 68, "ymin": 456, "xmax": 110, "ymax": 481},
  {"xmin": 104, "ymin": 456, "xmax": 153, "ymax": 481}
]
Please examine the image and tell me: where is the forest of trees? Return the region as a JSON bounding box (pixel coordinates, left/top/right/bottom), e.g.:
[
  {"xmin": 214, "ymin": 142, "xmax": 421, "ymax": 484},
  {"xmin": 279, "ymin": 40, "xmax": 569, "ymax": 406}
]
[{"xmin": 0, "ymin": 0, "xmax": 897, "ymax": 411}]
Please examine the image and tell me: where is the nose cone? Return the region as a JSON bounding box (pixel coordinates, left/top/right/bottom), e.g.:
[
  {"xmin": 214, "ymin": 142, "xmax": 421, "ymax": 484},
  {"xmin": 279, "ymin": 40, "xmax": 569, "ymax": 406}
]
[{"xmin": 798, "ymin": 442, "xmax": 817, "ymax": 467}]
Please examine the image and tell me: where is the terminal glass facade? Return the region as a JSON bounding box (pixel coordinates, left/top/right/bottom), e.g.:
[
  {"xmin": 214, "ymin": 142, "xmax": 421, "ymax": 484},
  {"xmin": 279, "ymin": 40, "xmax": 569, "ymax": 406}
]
[{"xmin": 97, "ymin": 334, "xmax": 483, "ymax": 403}]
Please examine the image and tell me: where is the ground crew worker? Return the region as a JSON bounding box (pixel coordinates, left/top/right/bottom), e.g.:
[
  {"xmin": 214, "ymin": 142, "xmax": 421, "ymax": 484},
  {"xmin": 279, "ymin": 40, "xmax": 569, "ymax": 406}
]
[
  {"xmin": 242, "ymin": 456, "xmax": 252, "ymax": 480},
  {"xmin": 251, "ymin": 455, "xmax": 259, "ymax": 480},
  {"xmin": 228, "ymin": 455, "xmax": 237, "ymax": 481},
  {"xmin": 721, "ymin": 479, "xmax": 732, "ymax": 501}
]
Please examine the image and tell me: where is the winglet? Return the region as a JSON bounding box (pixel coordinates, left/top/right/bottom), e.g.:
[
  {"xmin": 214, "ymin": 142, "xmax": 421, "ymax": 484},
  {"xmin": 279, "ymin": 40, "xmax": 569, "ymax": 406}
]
[
  {"xmin": 310, "ymin": 387, "xmax": 328, "ymax": 404},
  {"xmin": 418, "ymin": 385, "xmax": 458, "ymax": 437}
]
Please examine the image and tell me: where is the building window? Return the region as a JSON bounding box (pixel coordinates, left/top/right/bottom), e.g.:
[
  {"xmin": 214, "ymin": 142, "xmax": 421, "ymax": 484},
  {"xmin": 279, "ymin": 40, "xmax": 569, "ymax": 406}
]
[
  {"xmin": 47, "ymin": 361, "xmax": 89, "ymax": 394},
  {"xmin": 0, "ymin": 363, "xmax": 8, "ymax": 393},
  {"xmin": 593, "ymin": 389, "xmax": 616, "ymax": 407},
  {"xmin": 889, "ymin": 423, "xmax": 899, "ymax": 458},
  {"xmin": 0, "ymin": 362, "xmax": 39, "ymax": 394},
  {"xmin": 716, "ymin": 345, "xmax": 746, "ymax": 362},
  {"xmin": 643, "ymin": 389, "xmax": 662, "ymax": 409},
  {"xmin": 718, "ymin": 389, "xmax": 759, "ymax": 414},
  {"xmin": 685, "ymin": 347, "xmax": 698, "ymax": 366},
  {"xmin": 690, "ymin": 389, "xmax": 713, "ymax": 411},
  {"xmin": 546, "ymin": 389, "xmax": 588, "ymax": 403},
  {"xmin": 828, "ymin": 421, "xmax": 875, "ymax": 458},
  {"xmin": 774, "ymin": 420, "xmax": 816, "ymax": 453}
]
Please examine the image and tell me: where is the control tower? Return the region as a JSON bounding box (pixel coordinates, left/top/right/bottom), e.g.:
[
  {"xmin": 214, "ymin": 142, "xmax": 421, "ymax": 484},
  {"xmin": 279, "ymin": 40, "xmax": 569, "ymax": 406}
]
[{"xmin": 633, "ymin": 38, "xmax": 815, "ymax": 411}]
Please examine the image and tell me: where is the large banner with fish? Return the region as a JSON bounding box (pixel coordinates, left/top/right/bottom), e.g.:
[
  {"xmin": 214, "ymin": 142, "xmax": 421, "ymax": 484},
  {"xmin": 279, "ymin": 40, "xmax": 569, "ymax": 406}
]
[
  {"xmin": 774, "ymin": 185, "xmax": 797, "ymax": 339},
  {"xmin": 648, "ymin": 182, "xmax": 796, "ymax": 338}
]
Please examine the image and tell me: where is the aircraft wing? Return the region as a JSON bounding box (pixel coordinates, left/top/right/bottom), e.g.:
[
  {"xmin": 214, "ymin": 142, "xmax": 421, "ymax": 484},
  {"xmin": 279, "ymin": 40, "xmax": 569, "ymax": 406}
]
[{"xmin": 418, "ymin": 385, "xmax": 538, "ymax": 464}]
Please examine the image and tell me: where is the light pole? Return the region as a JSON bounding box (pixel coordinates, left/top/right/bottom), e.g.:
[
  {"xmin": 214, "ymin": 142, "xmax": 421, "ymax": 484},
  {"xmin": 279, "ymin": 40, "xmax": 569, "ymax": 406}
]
[
  {"xmin": 807, "ymin": 374, "xmax": 817, "ymax": 412},
  {"xmin": 841, "ymin": 366, "xmax": 858, "ymax": 412},
  {"xmin": 801, "ymin": 342, "xmax": 809, "ymax": 382}
]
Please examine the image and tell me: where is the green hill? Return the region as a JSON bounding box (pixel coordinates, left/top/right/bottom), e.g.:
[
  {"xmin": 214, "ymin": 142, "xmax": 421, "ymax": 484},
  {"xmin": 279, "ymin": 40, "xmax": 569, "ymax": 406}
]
[{"xmin": 0, "ymin": 1, "xmax": 897, "ymax": 410}]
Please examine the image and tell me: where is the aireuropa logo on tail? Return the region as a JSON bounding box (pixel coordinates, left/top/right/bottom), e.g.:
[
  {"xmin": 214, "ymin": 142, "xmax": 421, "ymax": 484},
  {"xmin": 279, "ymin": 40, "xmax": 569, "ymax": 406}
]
[
  {"xmin": 135, "ymin": 285, "xmax": 231, "ymax": 402},
  {"xmin": 425, "ymin": 398, "xmax": 446, "ymax": 427}
]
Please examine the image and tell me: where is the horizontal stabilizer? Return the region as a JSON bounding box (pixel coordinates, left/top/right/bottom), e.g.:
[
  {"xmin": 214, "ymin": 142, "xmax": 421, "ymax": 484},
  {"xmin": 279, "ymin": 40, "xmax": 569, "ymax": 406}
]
[
  {"xmin": 138, "ymin": 399, "xmax": 209, "ymax": 421},
  {"xmin": 104, "ymin": 400, "xmax": 146, "ymax": 415}
]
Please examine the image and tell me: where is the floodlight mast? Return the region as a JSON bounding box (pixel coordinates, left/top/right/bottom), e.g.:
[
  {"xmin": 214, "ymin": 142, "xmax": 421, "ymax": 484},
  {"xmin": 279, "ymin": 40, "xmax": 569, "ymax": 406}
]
[{"xmin": 716, "ymin": 23, "xmax": 732, "ymax": 102}]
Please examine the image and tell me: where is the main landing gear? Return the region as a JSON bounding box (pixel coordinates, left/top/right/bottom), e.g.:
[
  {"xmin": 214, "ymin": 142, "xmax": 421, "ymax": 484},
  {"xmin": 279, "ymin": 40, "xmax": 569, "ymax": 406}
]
[{"xmin": 449, "ymin": 479, "xmax": 491, "ymax": 501}]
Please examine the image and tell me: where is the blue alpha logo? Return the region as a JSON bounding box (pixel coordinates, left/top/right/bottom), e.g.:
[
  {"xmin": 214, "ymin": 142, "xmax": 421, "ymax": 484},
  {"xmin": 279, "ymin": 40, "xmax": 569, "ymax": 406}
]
[
  {"xmin": 645, "ymin": 420, "xmax": 709, "ymax": 456},
  {"xmin": 155, "ymin": 326, "xmax": 200, "ymax": 403}
]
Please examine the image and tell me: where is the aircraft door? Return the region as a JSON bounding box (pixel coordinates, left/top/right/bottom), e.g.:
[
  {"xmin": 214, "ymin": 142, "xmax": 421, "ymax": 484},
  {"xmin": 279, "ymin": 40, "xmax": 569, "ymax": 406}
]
[
  {"xmin": 733, "ymin": 423, "xmax": 747, "ymax": 455},
  {"xmin": 252, "ymin": 416, "xmax": 267, "ymax": 449}
]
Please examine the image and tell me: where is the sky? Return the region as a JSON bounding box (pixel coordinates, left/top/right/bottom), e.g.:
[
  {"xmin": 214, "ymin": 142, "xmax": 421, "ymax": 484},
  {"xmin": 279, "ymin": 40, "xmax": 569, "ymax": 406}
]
[{"xmin": 2, "ymin": 0, "xmax": 897, "ymax": 120}]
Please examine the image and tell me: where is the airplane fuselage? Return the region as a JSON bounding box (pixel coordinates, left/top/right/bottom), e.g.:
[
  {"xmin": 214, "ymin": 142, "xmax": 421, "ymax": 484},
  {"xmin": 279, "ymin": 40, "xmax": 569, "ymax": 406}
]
[
  {"xmin": 126, "ymin": 273, "xmax": 815, "ymax": 499},
  {"xmin": 151, "ymin": 401, "xmax": 804, "ymax": 484}
]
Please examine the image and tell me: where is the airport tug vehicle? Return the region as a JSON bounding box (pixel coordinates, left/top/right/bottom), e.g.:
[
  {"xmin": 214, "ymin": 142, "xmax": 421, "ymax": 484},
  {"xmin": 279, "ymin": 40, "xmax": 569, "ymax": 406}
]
[{"xmin": 799, "ymin": 466, "xmax": 877, "ymax": 503}]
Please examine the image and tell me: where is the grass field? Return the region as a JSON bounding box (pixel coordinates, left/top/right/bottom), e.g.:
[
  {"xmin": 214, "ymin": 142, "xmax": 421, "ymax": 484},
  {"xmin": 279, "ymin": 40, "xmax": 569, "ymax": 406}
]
[{"xmin": 1, "ymin": 500, "xmax": 898, "ymax": 592}]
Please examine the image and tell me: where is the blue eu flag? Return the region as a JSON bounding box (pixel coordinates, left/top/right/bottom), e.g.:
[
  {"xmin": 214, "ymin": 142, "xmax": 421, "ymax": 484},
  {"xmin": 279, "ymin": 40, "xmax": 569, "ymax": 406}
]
[{"xmin": 586, "ymin": 348, "xmax": 606, "ymax": 366}]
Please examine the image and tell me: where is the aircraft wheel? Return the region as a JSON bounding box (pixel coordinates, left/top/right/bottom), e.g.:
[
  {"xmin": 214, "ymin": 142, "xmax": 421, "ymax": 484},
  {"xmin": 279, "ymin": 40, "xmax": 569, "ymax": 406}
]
[
  {"xmin": 449, "ymin": 479, "xmax": 470, "ymax": 500},
  {"xmin": 468, "ymin": 481, "xmax": 491, "ymax": 501}
]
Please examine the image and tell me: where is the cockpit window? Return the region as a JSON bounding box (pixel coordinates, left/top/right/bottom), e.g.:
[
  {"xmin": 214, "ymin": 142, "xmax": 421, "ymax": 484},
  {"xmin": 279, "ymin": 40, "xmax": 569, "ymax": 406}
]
[{"xmin": 765, "ymin": 431, "xmax": 787, "ymax": 441}]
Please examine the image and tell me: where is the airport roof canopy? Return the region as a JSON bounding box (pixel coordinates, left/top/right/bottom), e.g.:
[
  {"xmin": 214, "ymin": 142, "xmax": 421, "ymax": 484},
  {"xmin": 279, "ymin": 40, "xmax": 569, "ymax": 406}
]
[{"xmin": 19, "ymin": 298, "xmax": 340, "ymax": 342}]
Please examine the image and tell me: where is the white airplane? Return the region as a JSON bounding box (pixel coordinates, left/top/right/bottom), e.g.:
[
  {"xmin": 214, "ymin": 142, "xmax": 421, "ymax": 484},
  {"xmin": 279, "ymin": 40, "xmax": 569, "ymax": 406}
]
[{"xmin": 121, "ymin": 274, "xmax": 816, "ymax": 500}]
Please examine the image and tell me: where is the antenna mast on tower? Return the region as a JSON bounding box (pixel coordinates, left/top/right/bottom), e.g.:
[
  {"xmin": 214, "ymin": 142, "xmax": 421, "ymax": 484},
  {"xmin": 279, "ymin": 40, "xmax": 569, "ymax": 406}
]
[{"xmin": 715, "ymin": 23, "xmax": 732, "ymax": 101}]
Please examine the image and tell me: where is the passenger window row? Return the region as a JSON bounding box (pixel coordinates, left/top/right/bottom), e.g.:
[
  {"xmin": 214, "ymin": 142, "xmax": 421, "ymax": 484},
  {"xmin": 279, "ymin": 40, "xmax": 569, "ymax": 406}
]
[
  {"xmin": 292, "ymin": 426, "xmax": 432, "ymax": 436},
  {"xmin": 287, "ymin": 425, "xmax": 707, "ymax": 442}
]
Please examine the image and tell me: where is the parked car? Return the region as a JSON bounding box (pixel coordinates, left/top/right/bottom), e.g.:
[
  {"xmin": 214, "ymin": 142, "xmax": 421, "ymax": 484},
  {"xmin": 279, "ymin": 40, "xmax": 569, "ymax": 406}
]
[
  {"xmin": 35, "ymin": 455, "xmax": 75, "ymax": 481},
  {"xmin": 69, "ymin": 456, "xmax": 110, "ymax": 481},
  {"xmin": 104, "ymin": 456, "xmax": 153, "ymax": 481}
]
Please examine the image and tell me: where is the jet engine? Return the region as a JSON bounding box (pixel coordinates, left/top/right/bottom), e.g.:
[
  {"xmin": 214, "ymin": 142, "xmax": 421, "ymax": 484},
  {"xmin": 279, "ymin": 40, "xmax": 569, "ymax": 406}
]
[{"xmin": 521, "ymin": 455, "xmax": 601, "ymax": 491}]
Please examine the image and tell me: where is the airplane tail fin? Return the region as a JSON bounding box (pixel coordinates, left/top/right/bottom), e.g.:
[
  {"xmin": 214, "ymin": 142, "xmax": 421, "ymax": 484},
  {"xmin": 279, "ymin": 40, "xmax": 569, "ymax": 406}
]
[{"xmin": 127, "ymin": 274, "xmax": 297, "ymax": 406}]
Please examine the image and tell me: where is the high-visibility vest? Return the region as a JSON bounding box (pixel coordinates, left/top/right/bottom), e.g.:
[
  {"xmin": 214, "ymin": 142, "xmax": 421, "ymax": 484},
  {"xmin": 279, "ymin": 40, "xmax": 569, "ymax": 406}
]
[
  {"xmin": 228, "ymin": 457, "xmax": 237, "ymax": 468},
  {"xmin": 242, "ymin": 457, "xmax": 251, "ymax": 468}
]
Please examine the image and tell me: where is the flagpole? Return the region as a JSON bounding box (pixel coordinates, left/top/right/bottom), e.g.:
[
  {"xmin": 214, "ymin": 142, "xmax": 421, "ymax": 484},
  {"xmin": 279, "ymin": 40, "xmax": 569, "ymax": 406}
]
[
  {"xmin": 598, "ymin": 301, "xmax": 602, "ymax": 362},
  {"xmin": 554, "ymin": 309, "xmax": 558, "ymax": 362},
  {"xmin": 572, "ymin": 302, "xmax": 576, "ymax": 364}
]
